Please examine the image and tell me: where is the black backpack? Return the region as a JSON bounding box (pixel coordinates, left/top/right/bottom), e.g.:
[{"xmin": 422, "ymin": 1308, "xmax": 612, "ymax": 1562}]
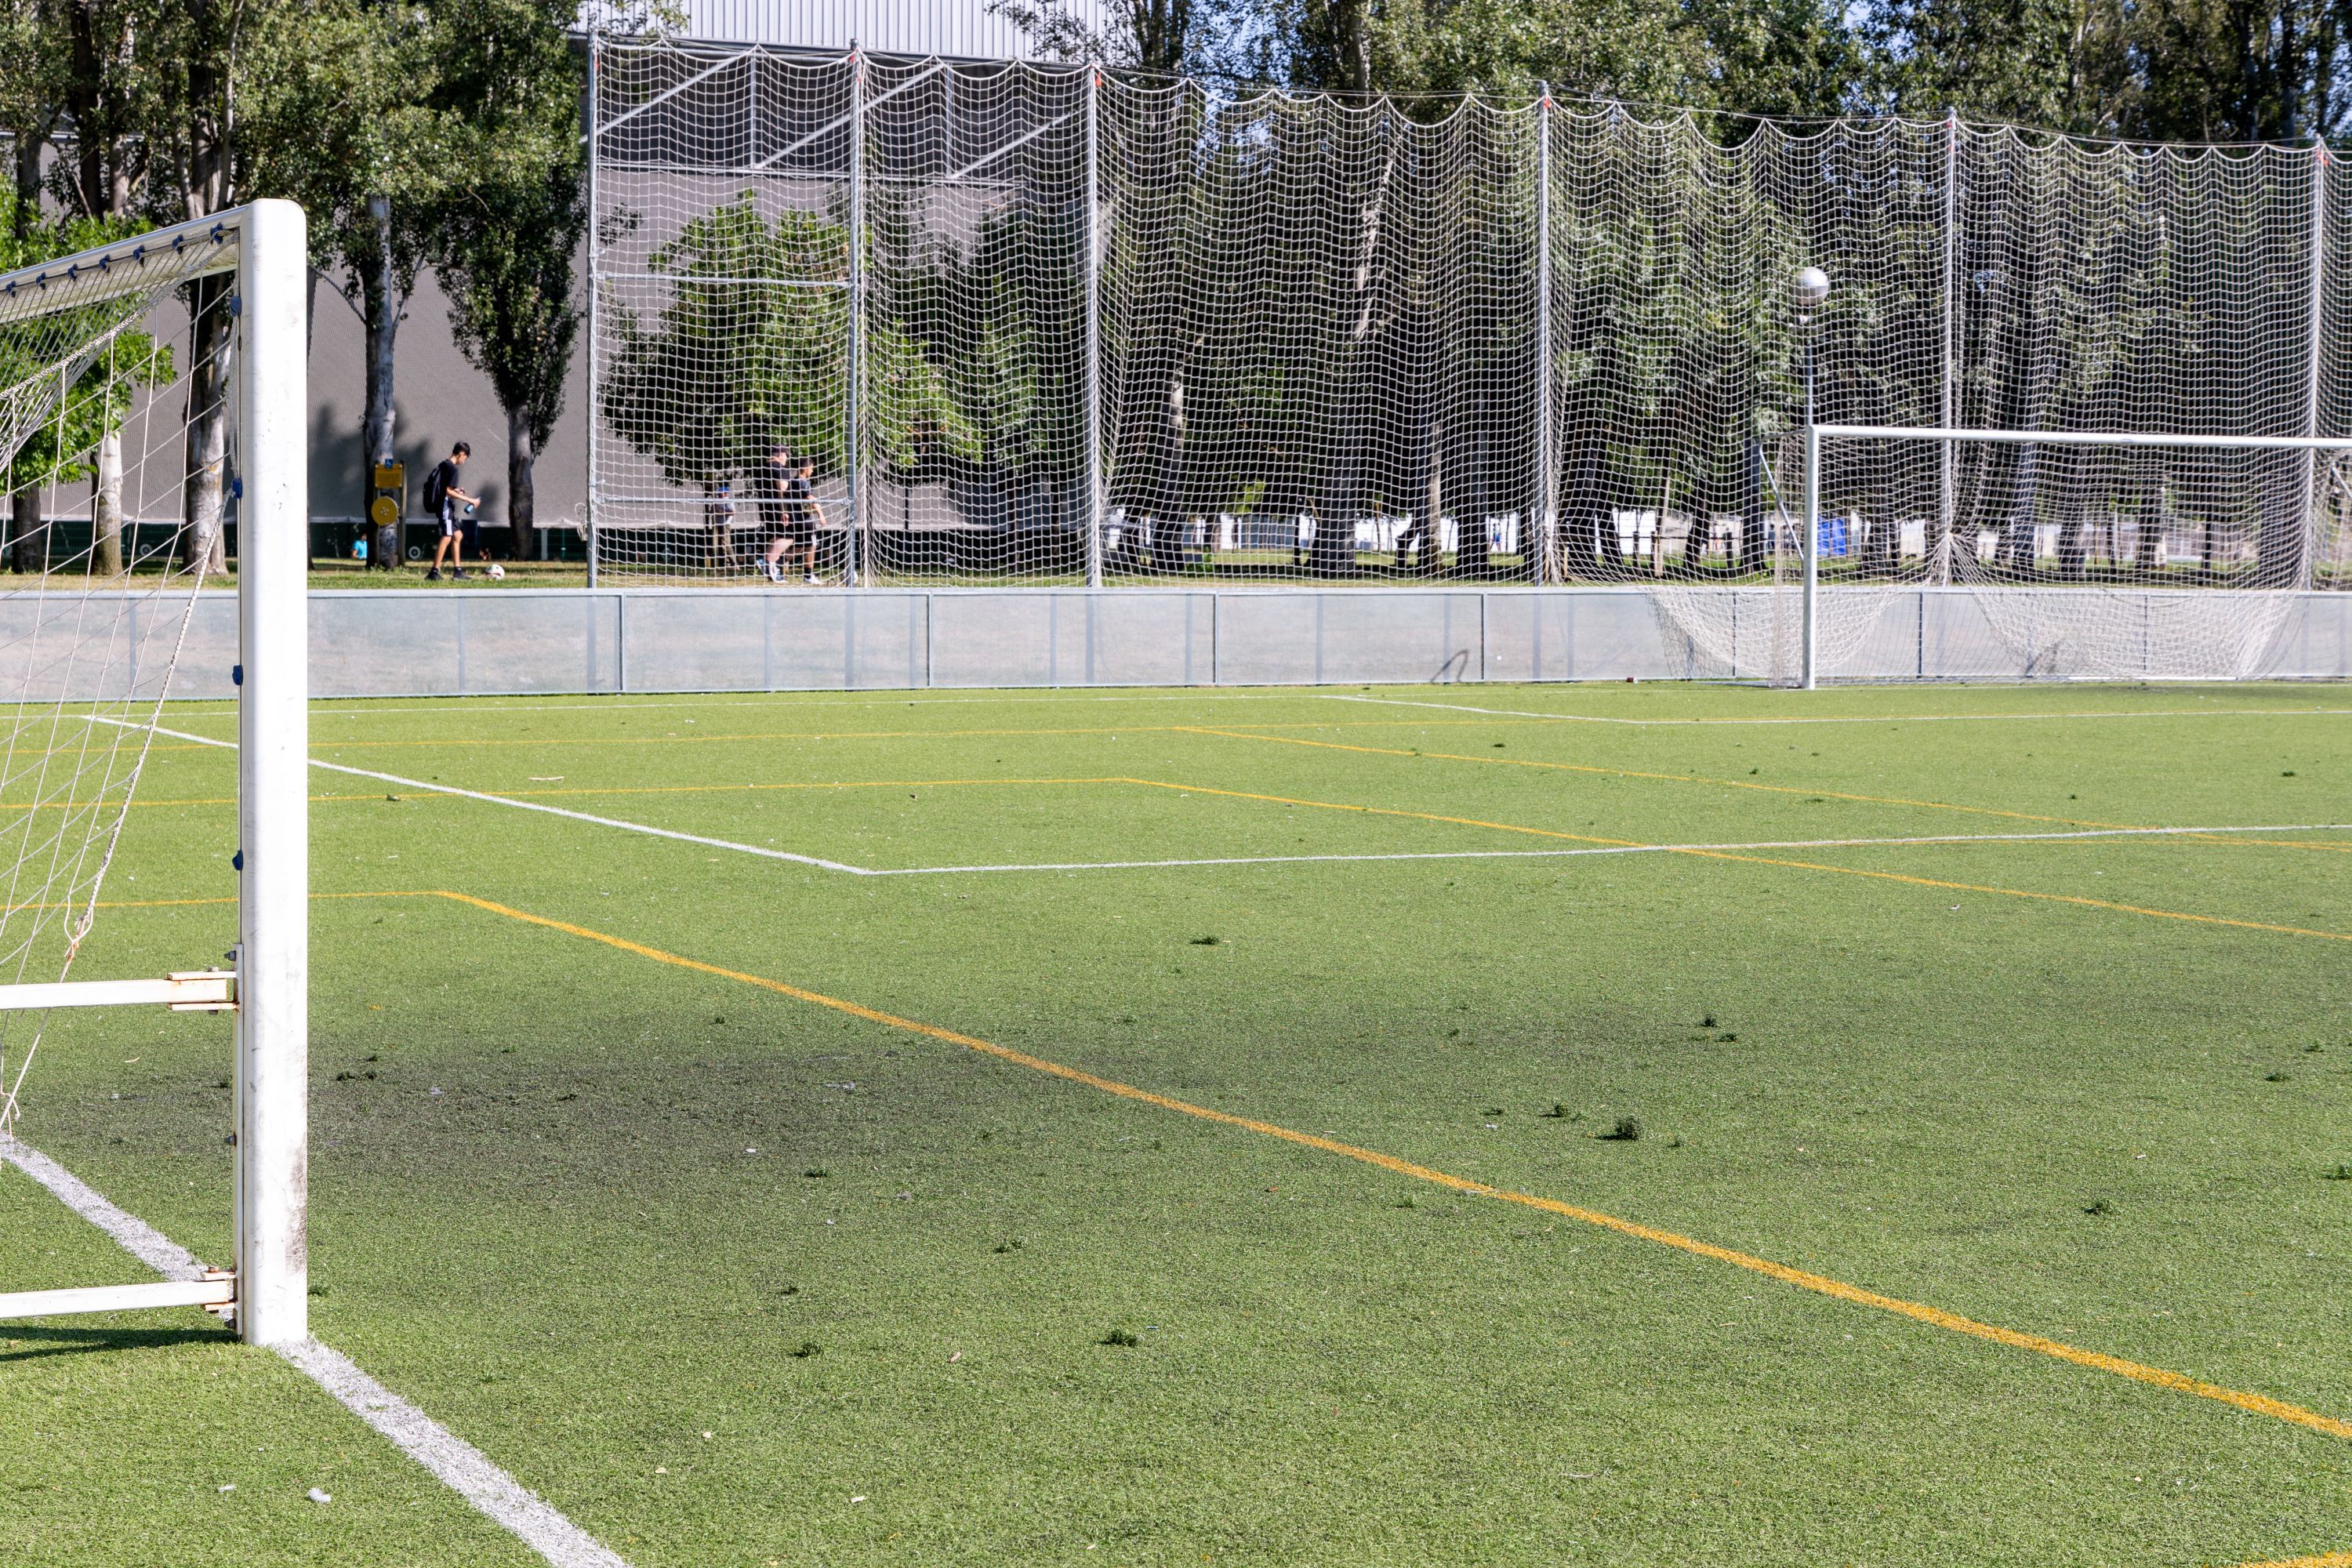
[{"xmin": 422, "ymin": 463, "xmax": 447, "ymax": 514}]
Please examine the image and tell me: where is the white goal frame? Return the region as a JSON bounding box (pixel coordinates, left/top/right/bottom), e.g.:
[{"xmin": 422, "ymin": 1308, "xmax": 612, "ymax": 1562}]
[
  {"xmin": 0, "ymin": 201, "xmax": 309, "ymax": 1347},
  {"xmin": 1798, "ymin": 421, "xmax": 2352, "ymax": 689}
]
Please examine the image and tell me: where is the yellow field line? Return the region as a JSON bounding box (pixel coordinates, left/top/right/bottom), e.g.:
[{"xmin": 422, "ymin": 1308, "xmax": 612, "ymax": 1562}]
[
  {"xmin": 3, "ymin": 890, "xmax": 423, "ymax": 913},
  {"xmin": 1675, "ymin": 848, "xmax": 2352, "ymax": 944},
  {"xmin": 385, "ymin": 886, "xmax": 2352, "ymax": 1450},
  {"xmin": 2230, "ymin": 1554, "xmax": 2352, "ymax": 1568},
  {"xmin": 1181, "ymin": 726, "xmax": 2143, "ymax": 829},
  {"xmin": 295, "ymin": 719, "xmax": 1534, "ymax": 750},
  {"xmin": 0, "ymin": 778, "xmax": 1127, "ymax": 812},
  {"xmin": 1179, "ymin": 726, "xmax": 2352, "ymax": 860},
  {"xmin": 1115, "ymin": 777, "xmax": 1642, "ymax": 847},
  {"xmin": 306, "ymin": 709, "xmax": 2291, "ymax": 751}
]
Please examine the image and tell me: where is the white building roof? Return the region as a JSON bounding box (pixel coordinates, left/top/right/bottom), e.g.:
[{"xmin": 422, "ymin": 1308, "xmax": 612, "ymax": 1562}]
[{"xmin": 671, "ymin": 1, "xmax": 1107, "ymax": 58}]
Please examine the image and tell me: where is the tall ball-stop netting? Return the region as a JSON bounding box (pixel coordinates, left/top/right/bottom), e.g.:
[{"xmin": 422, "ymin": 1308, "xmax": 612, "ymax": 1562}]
[{"xmin": 588, "ymin": 39, "xmax": 2352, "ymax": 681}]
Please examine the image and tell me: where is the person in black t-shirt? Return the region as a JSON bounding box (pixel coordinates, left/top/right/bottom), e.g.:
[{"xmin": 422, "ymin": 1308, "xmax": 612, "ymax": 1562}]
[
  {"xmin": 425, "ymin": 442, "xmax": 480, "ymax": 582},
  {"xmin": 761, "ymin": 451, "xmax": 827, "ymax": 584}
]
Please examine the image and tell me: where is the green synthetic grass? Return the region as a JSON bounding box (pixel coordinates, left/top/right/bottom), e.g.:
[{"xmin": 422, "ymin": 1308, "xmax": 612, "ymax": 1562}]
[{"xmin": 5, "ymin": 680, "xmax": 2352, "ymax": 1566}]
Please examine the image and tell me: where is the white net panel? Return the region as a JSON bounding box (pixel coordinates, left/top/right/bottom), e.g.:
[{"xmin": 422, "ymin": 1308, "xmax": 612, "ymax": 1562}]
[
  {"xmin": 0, "ymin": 221, "xmax": 241, "ymax": 1134},
  {"xmin": 588, "ymin": 41, "xmax": 2347, "ymax": 679}
]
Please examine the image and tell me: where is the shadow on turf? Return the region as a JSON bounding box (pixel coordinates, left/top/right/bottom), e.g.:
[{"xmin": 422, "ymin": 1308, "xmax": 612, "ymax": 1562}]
[{"xmin": 0, "ymin": 1323, "xmax": 227, "ymax": 1363}]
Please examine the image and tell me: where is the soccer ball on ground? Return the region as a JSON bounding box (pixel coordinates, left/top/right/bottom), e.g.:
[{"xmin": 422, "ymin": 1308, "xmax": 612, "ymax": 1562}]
[{"xmin": 487, "ymin": 564, "xmax": 506, "ymax": 580}]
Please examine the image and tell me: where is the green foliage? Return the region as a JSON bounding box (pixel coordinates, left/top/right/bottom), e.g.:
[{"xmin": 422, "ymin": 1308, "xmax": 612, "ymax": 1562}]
[
  {"xmin": 439, "ymin": 160, "xmax": 584, "ymax": 452},
  {"xmin": 0, "ymin": 188, "xmax": 169, "ymax": 496},
  {"xmin": 240, "ymin": 2, "xmax": 462, "ymax": 304},
  {"xmin": 600, "ymin": 194, "xmax": 975, "ymax": 488},
  {"xmin": 1210, "ymin": 0, "xmax": 2352, "ymax": 142},
  {"xmin": 432, "ymin": 1, "xmax": 591, "ymax": 456}
]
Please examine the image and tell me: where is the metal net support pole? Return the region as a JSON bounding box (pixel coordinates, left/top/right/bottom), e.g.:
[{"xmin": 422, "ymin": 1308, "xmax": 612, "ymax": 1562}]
[
  {"xmin": 2301, "ymin": 141, "xmax": 2328, "ymax": 579},
  {"xmin": 1801, "ymin": 350, "xmax": 1820, "ymax": 691},
  {"xmin": 1083, "ymin": 65, "xmax": 1105, "ymax": 589},
  {"xmin": 845, "ymin": 47, "xmax": 866, "ymax": 588},
  {"xmin": 1534, "ymin": 85, "xmax": 1555, "ymax": 584},
  {"xmin": 584, "ymin": 31, "xmax": 601, "ymax": 588},
  {"xmin": 1939, "ymin": 110, "xmax": 1957, "ymax": 587}
]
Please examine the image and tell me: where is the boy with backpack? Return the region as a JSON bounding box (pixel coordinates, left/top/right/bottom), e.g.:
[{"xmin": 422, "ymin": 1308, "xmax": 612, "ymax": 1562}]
[{"xmin": 424, "ymin": 442, "xmax": 480, "ymax": 581}]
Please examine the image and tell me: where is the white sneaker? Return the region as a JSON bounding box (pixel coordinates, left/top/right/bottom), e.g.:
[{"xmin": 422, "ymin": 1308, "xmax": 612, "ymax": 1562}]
[
  {"xmin": 802, "ymin": 572, "xmax": 821, "ymax": 586},
  {"xmin": 761, "ymin": 561, "xmax": 781, "ymax": 583}
]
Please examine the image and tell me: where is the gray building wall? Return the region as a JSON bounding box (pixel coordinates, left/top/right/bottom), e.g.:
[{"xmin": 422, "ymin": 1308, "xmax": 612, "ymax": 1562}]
[{"xmin": 306, "ymin": 267, "xmax": 590, "ymax": 536}]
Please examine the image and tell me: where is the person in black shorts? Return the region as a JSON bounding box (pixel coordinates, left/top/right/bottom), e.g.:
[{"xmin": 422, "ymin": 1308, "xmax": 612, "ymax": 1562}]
[
  {"xmin": 704, "ymin": 477, "xmax": 739, "ymax": 572},
  {"xmin": 426, "ymin": 441, "xmax": 479, "ymax": 582},
  {"xmin": 761, "ymin": 449, "xmax": 826, "ymax": 585}
]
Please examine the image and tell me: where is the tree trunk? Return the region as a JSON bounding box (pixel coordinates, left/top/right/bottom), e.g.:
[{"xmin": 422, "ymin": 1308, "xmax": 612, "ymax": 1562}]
[
  {"xmin": 1739, "ymin": 439, "xmax": 1767, "ymax": 575},
  {"xmin": 1333, "ymin": 0, "xmax": 1371, "ymax": 93},
  {"xmin": 1417, "ymin": 417, "xmax": 1442, "ymax": 575},
  {"xmin": 506, "ymin": 403, "xmax": 535, "ymax": 558},
  {"xmin": 67, "ymin": 0, "xmax": 106, "ymax": 220},
  {"xmin": 12, "ymin": 115, "xmax": 45, "ymax": 240},
  {"xmin": 93, "ymin": 427, "xmax": 123, "ymax": 576},
  {"xmin": 360, "ymin": 196, "xmax": 401, "ymax": 568},
  {"xmin": 181, "ymin": 273, "xmax": 231, "ymax": 575},
  {"xmin": 362, "ymin": 195, "xmax": 400, "ymax": 470},
  {"xmin": 9, "ymin": 488, "xmax": 38, "ymax": 574},
  {"xmin": 2056, "ymin": 511, "xmax": 2087, "ymax": 580}
]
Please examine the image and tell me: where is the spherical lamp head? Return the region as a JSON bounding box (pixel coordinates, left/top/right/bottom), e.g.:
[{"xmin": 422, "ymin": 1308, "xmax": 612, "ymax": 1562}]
[{"xmin": 1791, "ymin": 266, "xmax": 1831, "ymax": 320}]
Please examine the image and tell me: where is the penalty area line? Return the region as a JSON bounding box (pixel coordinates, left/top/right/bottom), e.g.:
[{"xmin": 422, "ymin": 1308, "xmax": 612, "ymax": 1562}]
[
  {"xmin": 0, "ymin": 1135, "xmax": 627, "ymax": 1568},
  {"xmin": 866, "ymin": 821, "xmax": 2352, "ymax": 876},
  {"xmin": 95, "ymin": 717, "xmax": 877, "ymax": 876}
]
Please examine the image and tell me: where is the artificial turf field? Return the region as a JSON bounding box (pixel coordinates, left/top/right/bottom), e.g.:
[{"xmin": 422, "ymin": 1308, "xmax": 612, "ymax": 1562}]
[{"xmin": 4, "ymin": 679, "xmax": 2352, "ymax": 1568}]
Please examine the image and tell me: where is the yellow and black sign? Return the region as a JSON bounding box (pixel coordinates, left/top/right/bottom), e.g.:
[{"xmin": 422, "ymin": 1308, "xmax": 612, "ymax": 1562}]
[{"xmin": 368, "ymin": 462, "xmax": 404, "ymax": 567}]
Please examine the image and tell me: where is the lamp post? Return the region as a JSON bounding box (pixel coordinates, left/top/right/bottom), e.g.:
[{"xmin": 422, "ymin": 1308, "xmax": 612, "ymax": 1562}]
[{"xmin": 1791, "ymin": 266, "xmax": 1830, "ymax": 689}]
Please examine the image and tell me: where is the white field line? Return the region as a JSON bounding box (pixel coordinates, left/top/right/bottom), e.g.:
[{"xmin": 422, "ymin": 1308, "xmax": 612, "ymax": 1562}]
[
  {"xmin": 1323, "ymin": 693, "xmax": 2352, "ymax": 727},
  {"xmin": 868, "ymin": 822, "xmax": 2352, "ymax": 876},
  {"xmin": 95, "ymin": 716, "xmax": 2352, "ymax": 877},
  {"xmin": 277, "ymin": 1339, "xmax": 629, "ymax": 1568},
  {"xmin": 99, "ymin": 718, "xmax": 874, "ymax": 875},
  {"xmin": 0, "ymin": 1137, "xmax": 628, "ymax": 1568},
  {"xmin": 1, "ymin": 1135, "xmax": 212, "ymax": 1281}
]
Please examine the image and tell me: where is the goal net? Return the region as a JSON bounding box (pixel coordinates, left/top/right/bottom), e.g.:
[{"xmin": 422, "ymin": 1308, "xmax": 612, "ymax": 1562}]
[
  {"xmin": 0, "ymin": 203, "xmax": 309, "ymax": 1345},
  {"xmin": 1666, "ymin": 424, "xmax": 2352, "ymax": 683}
]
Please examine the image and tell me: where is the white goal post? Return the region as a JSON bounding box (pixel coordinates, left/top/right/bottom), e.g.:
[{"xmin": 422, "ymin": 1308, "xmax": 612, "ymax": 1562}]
[
  {"xmin": 0, "ymin": 201, "xmax": 309, "ymax": 1347},
  {"xmin": 1786, "ymin": 421, "xmax": 2352, "ymax": 688}
]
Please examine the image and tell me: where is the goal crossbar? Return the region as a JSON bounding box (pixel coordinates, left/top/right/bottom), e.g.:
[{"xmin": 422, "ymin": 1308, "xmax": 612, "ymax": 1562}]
[{"xmin": 0, "ymin": 212, "xmax": 243, "ymax": 319}]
